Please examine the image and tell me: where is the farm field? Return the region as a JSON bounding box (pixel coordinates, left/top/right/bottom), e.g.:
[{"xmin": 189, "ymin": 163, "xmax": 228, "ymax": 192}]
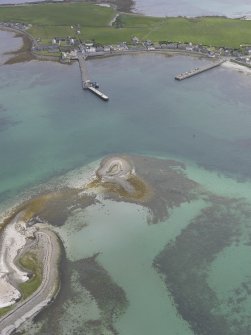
[{"xmin": 1, "ymin": 3, "xmax": 251, "ymax": 49}]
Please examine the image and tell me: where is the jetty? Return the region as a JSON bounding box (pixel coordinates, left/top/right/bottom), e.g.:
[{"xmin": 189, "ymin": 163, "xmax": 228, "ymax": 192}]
[
  {"xmin": 77, "ymin": 54, "xmax": 109, "ymax": 101},
  {"xmin": 175, "ymin": 60, "xmax": 225, "ymax": 81},
  {"xmin": 77, "ymin": 54, "xmax": 90, "ymax": 88}
]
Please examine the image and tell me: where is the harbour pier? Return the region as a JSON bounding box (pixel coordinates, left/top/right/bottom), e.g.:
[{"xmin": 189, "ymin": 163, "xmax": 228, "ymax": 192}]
[
  {"xmin": 175, "ymin": 60, "xmax": 225, "ymax": 81},
  {"xmin": 77, "ymin": 54, "xmax": 109, "ymax": 101},
  {"xmin": 77, "ymin": 54, "xmax": 90, "ymax": 89}
]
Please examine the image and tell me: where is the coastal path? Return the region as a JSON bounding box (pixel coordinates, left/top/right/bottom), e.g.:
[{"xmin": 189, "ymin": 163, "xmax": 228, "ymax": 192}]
[{"xmin": 77, "ymin": 53, "xmax": 90, "ymax": 88}]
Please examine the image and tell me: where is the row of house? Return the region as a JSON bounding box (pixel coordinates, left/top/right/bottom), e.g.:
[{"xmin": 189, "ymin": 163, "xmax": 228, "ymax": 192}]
[
  {"xmin": 234, "ymin": 56, "xmax": 251, "ymax": 67},
  {"xmin": 28, "ymin": 27, "xmax": 251, "ymax": 61},
  {"xmin": 52, "ymin": 36, "xmax": 78, "ymax": 46},
  {"xmin": 241, "ymin": 45, "xmax": 251, "ymax": 55},
  {"xmin": 159, "ymin": 43, "xmax": 244, "ymax": 57},
  {"xmin": 1, "ymin": 19, "xmax": 251, "ymax": 61},
  {"xmin": 132, "ymin": 36, "xmax": 245, "ymax": 57},
  {"xmin": 0, "ymin": 21, "xmax": 31, "ymax": 31},
  {"xmin": 32, "ymin": 44, "xmax": 60, "ymax": 53},
  {"xmin": 79, "ymin": 42, "xmax": 112, "ymax": 54}
]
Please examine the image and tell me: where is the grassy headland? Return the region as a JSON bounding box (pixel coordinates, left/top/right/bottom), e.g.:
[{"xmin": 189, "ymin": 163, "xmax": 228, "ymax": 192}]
[
  {"xmin": 0, "ymin": 252, "xmax": 42, "ymax": 317},
  {"xmin": 1, "ymin": 3, "xmax": 251, "ymax": 48},
  {"xmin": 0, "ymin": 306, "xmax": 12, "ymax": 318},
  {"xmin": 19, "ymin": 252, "xmax": 42, "ymax": 300}
]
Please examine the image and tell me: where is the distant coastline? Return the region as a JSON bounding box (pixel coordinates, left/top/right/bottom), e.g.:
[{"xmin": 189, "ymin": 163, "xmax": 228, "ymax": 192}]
[
  {"xmin": 2, "ymin": 25, "xmax": 251, "ymax": 78},
  {"xmin": 2, "ymin": 0, "xmax": 251, "ymax": 19}
]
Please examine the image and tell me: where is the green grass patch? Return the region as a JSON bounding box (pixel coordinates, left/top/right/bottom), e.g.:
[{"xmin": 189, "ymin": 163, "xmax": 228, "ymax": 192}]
[
  {"xmin": 1, "ymin": 3, "xmax": 251, "ymax": 48},
  {"xmin": 29, "ymin": 25, "xmax": 73, "ymax": 43},
  {"xmin": 0, "ymin": 252, "xmax": 42, "ymax": 317},
  {"xmin": 78, "ymin": 26, "xmax": 147, "ymax": 45},
  {"xmin": 18, "ymin": 252, "xmax": 42, "ymax": 300},
  {"xmin": 0, "ymin": 3, "xmax": 115, "ymax": 27},
  {"xmin": 120, "ymin": 13, "xmax": 162, "ymax": 28},
  {"xmin": 120, "ymin": 15, "xmax": 251, "ymax": 48},
  {"xmin": 33, "ymin": 50, "xmax": 61, "ymax": 57},
  {"xmin": 0, "ymin": 305, "xmax": 13, "ymax": 317}
]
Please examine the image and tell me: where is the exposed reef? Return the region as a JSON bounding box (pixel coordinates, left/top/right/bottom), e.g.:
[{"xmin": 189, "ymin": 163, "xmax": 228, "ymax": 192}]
[
  {"xmin": 88, "ymin": 155, "xmax": 152, "ymax": 202},
  {"xmin": 88, "ymin": 155, "xmax": 200, "ymax": 223}
]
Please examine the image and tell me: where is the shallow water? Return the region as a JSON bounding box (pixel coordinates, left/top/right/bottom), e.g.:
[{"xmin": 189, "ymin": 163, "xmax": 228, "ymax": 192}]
[
  {"xmin": 1, "ymin": 52, "xmax": 251, "ymax": 203},
  {"xmin": 0, "ymin": 31, "xmax": 22, "ymax": 65},
  {"xmin": 133, "ymin": 0, "xmax": 251, "ymax": 17},
  {"xmin": 65, "ymin": 200, "xmax": 203, "ymax": 335},
  {"xmin": 1, "ymin": 0, "xmax": 251, "ymax": 17},
  {"xmin": 2, "ymin": 31, "xmax": 251, "ymax": 334}
]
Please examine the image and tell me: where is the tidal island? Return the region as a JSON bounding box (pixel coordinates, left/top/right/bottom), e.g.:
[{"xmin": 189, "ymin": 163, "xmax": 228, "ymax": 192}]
[
  {"xmin": 89, "ymin": 156, "xmax": 152, "ymax": 201},
  {"xmin": 1, "ymin": 154, "xmax": 251, "ymax": 334},
  {"xmin": 0, "ymin": 154, "xmax": 199, "ymax": 333},
  {"xmin": 0, "ymin": 155, "xmax": 151, "ymax": 334}
]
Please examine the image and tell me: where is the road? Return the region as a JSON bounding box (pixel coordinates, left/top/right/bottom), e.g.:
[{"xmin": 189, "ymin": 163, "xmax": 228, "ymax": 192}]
[{"xmin": 0, "ymin": 229, "xmax": 60, "ymax": 335}]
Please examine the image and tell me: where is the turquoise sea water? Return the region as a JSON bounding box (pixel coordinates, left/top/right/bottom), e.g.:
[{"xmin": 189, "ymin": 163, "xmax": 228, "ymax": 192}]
[
  {"xmin": 2, "ymin": 32, "xmax": 251, "ymax": 334},
  {"xmin": 62, "ymin": 200, "xmax": 206, "ymax": 335},
  {"xmin": 1, "ymin": 53, "xmax": 251, "ymax": 202}
]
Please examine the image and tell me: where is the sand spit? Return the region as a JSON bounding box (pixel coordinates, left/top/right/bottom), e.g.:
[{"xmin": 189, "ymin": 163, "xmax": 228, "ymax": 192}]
[{"xmin": 0, "ymin": 160, "xmax": 99, "ymax": 309}]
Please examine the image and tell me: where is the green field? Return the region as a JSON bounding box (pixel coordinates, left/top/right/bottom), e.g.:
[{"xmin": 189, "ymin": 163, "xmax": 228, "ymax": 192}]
[
  {"xmin": 1, "ymin": 3, "xmax": 251, "ymax": 47},
  {"xmin": 121, "ymin": 15, "xmax": 251, "ymax": 48},
  {"xmin": 18, "ymin": 252, "xmax": 42, "ymax": 300},
  {"xmin": 0, "ymin": 252, "xmax": 42, "ymax": 317},
  {"xmin": 0, "ymin": 305, "xmax": 12, "ymax": 318},
  {"xmin": 0, "ymin": 3, "xmax": 115, "ymax": 26}
]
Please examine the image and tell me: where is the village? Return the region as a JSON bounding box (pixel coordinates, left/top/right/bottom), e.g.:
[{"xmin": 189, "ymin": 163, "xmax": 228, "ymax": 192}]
[
  {"xmin": 40, "ymin": 33, "xmax": 251, "ymax": 66},
  {"xmin": 1, "ymin": 20, "xmax": 251, "ymax": 68}
]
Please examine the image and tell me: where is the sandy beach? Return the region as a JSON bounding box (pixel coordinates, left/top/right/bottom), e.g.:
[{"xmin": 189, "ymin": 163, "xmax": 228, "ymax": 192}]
[
  {"xmin": 0, "ymin": 212, "xmax": 34, "ymax": 308},
  {"xmin": 222, "ymin": 60, "xmax": 251, "ymax": 75}
]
